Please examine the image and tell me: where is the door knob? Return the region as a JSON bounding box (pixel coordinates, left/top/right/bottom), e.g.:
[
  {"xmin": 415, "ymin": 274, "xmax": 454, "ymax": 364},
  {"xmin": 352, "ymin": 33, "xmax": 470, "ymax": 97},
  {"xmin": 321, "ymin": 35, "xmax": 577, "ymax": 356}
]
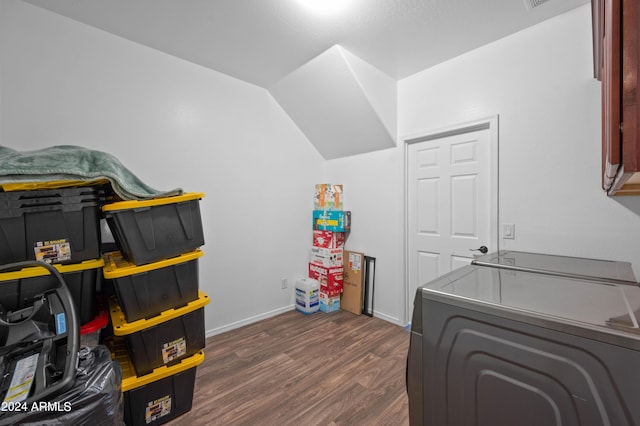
[{"xmin": 470, "ymin": 246, "xmax": 488, "ymax": 254}]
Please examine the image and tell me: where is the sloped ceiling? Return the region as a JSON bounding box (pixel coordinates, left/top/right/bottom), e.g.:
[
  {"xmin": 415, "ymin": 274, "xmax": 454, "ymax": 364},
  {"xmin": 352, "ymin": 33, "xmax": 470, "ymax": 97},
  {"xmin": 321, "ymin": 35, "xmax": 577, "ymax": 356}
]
[
  {"xmin": 269, "ymin": 46, "xmax": 396, "ymax": 160},
  {"xmin": 21, "ymin": 0, "xmax": 590, "ymax": 158}
]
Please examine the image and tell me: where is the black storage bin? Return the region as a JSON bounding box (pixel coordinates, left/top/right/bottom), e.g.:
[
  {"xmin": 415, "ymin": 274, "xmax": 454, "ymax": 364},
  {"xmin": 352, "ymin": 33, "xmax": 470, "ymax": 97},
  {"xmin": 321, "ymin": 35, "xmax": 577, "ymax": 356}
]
[
  {"xmin": 0, "ymin": 201, "xmax": 101, "ymax": 265},
  {"xmin": 103, "ymin": 250, "xmax": 202, "ymax": 322},
  {"xmin": 0, "ymin": 186, "xmax": 105, "ymax": 209},
  {"xmin": 109, "ymin": 291, "xmax": 209, "ymax": 376},
  {"xmin": 0, "ymin": 259, "xmax": 103, "ymax": 325},
  {"xmin": 124, "ymin": 363, "xmax": 199, "ymax": 426},
  {"xmin": 107, "ymin": 337, "xmax": 203, "ymax": 426},
  {"xmin": 103, "ymin": 193, "xmax": 205, "ymax": 266}
]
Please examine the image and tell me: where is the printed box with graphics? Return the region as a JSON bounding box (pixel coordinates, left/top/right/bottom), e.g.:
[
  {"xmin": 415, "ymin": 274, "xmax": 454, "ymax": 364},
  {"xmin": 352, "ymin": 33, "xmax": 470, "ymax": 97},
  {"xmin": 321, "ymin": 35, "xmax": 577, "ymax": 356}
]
[
  {"xmin": 314, "ymin": 184, "xmax": 343, "ymax": 211},
  {"xmin": 320, "ymin": 282, "xmax": 343, "ymax": 297},
  {"xmin": 309, "ymin": 247, "xmax": 343, "ymax": 268},
  {"xmin": 319, "ymin": 291, "xmax": 341, "ymax": 313},
  {"xmin": 312, "ymin": 230, "xmax": 345, "ymax": 249},
  {"xmin": 308, "ymin": 263, "xmax": 343, "ymax": 296},
  {"xmin": 312, "ymin": 210, "xmax": 351, "ymax": 232}
]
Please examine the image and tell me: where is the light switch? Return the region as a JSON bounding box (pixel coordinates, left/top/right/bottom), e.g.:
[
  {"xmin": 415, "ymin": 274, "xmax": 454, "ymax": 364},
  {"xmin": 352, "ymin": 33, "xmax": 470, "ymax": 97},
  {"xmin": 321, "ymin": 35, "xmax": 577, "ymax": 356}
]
[{"xmin": 503, "ymin": 223, "xmax": 515, "ymax": 239}]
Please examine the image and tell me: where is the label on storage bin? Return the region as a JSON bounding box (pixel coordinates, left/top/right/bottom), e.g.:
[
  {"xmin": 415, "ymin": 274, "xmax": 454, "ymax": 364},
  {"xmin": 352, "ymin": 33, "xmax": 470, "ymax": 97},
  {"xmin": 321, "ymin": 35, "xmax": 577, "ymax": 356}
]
[
  {"xmin": 145, "ymin": 395, "xmax": 172, "ymax": 424},
  {"xmin": 34, "ymin": 239, "xmax": 71, "ymax": 264},
  {"xmin": 162, "ymin": 337, "xmax": 187, "ymax": 364}
]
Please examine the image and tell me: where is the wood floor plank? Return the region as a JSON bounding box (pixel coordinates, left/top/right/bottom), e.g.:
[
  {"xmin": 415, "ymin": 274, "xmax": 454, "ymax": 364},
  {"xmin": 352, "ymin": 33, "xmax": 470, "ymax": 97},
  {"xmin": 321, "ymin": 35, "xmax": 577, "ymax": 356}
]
[{"xmin": 164, "ymin": 310, "xmax": 410, "ymax": 426}]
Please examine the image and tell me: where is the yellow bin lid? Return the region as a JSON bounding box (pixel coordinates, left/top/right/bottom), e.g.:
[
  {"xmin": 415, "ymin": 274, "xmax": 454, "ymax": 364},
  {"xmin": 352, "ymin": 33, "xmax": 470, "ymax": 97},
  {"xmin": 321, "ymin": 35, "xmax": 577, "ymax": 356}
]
[
  {"xmin": 1, "ymin": 179, "xmax": 109, "ymax": 192},
  {"xmin": 0, "ymin": 258, "xmax": 105, "ymax": 282},
  {"xmin": 107, "ymin": 336, "xmax": 204, "ymax": 392},
  {"xmin": 102, "ymin": 192, "xmax": 205, "ymax": 212},
  {"xmin": 108, "ymin": 290, "xmax": 210, "ymax": 335},
  {"xmin": 102, "ymin": 249, "xmax": 203, "ymax": 279}
]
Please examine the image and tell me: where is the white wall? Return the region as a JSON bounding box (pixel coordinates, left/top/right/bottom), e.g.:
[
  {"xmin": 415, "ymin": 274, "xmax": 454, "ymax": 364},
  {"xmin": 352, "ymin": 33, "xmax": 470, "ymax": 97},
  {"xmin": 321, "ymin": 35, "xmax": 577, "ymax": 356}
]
[
  {"xmin": 324, "ymin": 148, "xmax": 404, "ymax": 324},
  {"xmin": 400, "ymin": 4, "xmax": 640, "ymax": 270},
  {"xmin": 329, "ymin": 4, "xmax": 640, "ymax": 324},
  {"xmin": 2, "ymin": 2, "xmax": 639, "ymax": 331},
  {"xmin": 0, "ymin": 0, "xmax": 325, "ymax": 335}
]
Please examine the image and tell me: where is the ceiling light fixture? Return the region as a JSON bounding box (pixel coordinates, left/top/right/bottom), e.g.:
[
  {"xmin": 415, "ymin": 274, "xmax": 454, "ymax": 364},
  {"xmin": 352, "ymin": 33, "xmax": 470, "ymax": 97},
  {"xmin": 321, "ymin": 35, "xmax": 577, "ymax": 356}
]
[{"xmin": 296, "ymin": 0, "xmax": 353, "ymax": 16}]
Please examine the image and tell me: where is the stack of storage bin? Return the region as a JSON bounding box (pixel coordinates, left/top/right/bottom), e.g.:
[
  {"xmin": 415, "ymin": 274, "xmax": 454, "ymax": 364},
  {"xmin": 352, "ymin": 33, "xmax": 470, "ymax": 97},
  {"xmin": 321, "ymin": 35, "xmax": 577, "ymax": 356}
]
[
  {"xmin": 101, "ymin": 192, "xmax": 207, "ymax": 426},
  {"xmin": 309, "ymin": 184, "xmax": 350, "ymax": 313},
  {"xmin": 0, "ymin": 186, "xmax": 105, "ymax": 329}
]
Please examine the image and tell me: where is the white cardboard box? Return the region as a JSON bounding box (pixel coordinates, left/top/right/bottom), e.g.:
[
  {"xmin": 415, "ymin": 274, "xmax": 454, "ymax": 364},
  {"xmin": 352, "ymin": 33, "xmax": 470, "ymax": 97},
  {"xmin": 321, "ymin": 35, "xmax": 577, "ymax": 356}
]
[{"xmin": 309, "ymin": 247, "xmax": 344, "ymax": 268}]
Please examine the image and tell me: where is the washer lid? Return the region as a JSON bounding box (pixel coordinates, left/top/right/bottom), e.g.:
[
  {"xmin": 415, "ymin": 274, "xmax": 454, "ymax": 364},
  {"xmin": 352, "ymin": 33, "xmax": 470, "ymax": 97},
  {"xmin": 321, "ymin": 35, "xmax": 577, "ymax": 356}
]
[
  {"xmin": 420, "ymin": 264, "xmax": 640, "ymax": 347},
  {"xmin": 472, "ymin": 250, "xmax": 637, "ymax": 285}
]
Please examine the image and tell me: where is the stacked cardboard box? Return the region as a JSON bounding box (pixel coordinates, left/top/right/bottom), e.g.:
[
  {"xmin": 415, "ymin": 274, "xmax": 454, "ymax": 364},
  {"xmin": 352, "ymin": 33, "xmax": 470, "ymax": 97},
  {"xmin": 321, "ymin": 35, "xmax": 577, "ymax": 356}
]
[
  {"xmin": 310, "ymin": 184, "xmax": 350, "ymax": 313},
  {"xmin": 102, "ymin": 192, "xmax": 207, "ymax": 426}
]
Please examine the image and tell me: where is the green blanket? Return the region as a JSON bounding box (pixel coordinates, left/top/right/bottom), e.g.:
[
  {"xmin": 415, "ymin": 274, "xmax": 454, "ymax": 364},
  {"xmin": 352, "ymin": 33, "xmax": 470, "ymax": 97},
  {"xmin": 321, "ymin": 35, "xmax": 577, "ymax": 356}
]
[{"xmin": 0, "ymin": 145, "xmax": 182, "ymax": 200}]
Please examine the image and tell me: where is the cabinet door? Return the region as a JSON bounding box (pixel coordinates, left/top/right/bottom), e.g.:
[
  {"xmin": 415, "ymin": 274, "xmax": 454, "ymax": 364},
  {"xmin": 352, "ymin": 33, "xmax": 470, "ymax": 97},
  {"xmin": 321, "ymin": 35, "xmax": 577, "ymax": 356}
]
[
  {"xmin": 600, "ymin": 0, "xmax": 621, "ymax": 192},
  {"xmin": 618, "ymin": 0, "xmax": 640, "ymax": 192},
  {"xmin": 598, "ymin": 0, "xmax": 640, "ymax": 195}
]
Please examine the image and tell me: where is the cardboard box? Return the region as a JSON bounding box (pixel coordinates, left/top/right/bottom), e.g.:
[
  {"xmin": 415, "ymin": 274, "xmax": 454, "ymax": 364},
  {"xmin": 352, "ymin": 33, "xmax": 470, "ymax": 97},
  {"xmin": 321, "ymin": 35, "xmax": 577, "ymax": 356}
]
[
  {"xmin": 319, "ymin": 291, "xmax": 341, "ymax": 313},
  {"xmin": 309, "ymin": 247, "xmax": 343, "ymax": 268},
  {"xmin": 312, "ymin": 230, "xmax": 345, "ymax": 249},
  {"xmin": 341, "ymin": 250, "xmax": 365, "ymax": 315},
  {"xmin": 308, "ymin": 263, "xmax": 343, "ymax": 295},
  {"xmin": 319, "ymin": 284, "xmax": 343, "ymax": 297},
  {"xmin": 312, "ymin": 210, "xmax": 351, "ymax": 232},
  {"xmin": 314, "ymin": 184, "xmax": 343, "ymax": 211}
]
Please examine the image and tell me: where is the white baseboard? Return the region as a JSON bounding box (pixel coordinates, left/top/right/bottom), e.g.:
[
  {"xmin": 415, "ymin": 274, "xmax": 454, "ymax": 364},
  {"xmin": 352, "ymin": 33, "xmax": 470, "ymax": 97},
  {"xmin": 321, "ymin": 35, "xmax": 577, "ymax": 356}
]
[
  {"xmin": 206, "ymin": 305, "xmax": 406, "ymax": 337},
  {"xmin": 205, "ymin": 304, "xmax": 295, "ymax": 338},
  {"xmin": 373, "ymin": 310, "xmax": 402, "ymax": 326}
]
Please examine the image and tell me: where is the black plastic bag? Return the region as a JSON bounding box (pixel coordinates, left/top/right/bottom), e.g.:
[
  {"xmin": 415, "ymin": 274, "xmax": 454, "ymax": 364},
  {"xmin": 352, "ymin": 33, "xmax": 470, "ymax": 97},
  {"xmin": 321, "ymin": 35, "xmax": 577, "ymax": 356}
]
[{"xmin": 0, "ymin": 345, "xmax": 123, "ymax": 426}]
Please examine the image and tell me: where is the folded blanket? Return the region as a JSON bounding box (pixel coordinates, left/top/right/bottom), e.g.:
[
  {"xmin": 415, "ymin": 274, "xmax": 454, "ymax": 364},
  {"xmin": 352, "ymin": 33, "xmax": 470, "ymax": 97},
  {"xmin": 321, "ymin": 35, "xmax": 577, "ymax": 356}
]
[{"xmin": 0, "ymin": 145, "xmax": 182, "ymax": 200}]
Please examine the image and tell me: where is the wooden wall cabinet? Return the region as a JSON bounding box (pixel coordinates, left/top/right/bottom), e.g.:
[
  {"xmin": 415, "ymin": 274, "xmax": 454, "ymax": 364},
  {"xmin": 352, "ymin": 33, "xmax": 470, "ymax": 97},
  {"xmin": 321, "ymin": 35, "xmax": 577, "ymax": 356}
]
[{"xmin": 593, "ymin": 0, "xmax": 640, "ymax": 195}]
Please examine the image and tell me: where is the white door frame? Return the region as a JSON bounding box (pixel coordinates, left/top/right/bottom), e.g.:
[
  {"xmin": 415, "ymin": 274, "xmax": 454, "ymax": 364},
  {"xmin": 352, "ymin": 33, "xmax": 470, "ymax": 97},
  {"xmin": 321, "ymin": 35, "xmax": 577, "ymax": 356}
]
[{"xmin": 401, "ymin": 115, "xmax": 499, "ymax": 325}]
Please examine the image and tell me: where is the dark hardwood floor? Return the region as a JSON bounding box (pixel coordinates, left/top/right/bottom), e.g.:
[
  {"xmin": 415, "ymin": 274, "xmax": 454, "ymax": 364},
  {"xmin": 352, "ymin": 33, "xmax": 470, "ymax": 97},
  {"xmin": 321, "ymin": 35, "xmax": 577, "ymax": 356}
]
[{"xmin": 166, "ymin": 309, "xmax": 411, "ymax": 426}]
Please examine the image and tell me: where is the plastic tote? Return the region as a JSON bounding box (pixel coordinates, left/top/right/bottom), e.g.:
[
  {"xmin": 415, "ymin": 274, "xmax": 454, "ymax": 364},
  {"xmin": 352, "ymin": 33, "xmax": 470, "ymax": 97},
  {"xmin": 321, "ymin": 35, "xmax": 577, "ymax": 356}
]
[
  {"xmin": 108, "ymin": 291, "xmax": 209, "ymax": 376},
  {"xmin": 102, "ymin": 193, "xmax": 205, "ymax": 265},
  {"xmin": 0, "ymin": 186, "xmax": 105, "ymax": 210},
  {"xmin": 0, "ymin": 201, "xmax": 101, "ymax": 265},
  {"xmin": 106, "ymin": 335, "xmax": 203, "ymax": 426},
  {"xmin": 0, "ymin": 258, "xmax": 104, "ymax": 325},
  {"xmin": 102, "ymin": 250, "xmax": 202, "ymax": 322}
]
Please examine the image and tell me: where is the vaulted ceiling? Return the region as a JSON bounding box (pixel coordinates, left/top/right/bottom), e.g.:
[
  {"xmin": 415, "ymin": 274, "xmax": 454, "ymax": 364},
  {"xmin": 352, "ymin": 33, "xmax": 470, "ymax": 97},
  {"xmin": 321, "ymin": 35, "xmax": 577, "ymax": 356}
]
[
  {"xmin": 22, "ymin": 0, "xmax": 590, "ymax": 158},
  {"xmin": 23, "ymin": 0, "xmax": 590, "ymax": 88}
]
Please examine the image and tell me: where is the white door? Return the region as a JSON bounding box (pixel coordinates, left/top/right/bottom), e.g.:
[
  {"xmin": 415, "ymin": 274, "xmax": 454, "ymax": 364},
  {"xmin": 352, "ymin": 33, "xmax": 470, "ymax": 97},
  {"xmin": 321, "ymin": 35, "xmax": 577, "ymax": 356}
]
[{"xmin": 406, "ymin": 119, "xmax": 498, "ymax": 318}]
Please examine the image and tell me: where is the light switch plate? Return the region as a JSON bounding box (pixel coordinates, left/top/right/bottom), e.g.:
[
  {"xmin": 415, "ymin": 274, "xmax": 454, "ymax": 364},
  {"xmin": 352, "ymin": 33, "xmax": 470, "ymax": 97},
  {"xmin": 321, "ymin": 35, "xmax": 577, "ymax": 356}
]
[{"xmin": 503, "ymin": 223, "xmax": 515, "ymax": 239}]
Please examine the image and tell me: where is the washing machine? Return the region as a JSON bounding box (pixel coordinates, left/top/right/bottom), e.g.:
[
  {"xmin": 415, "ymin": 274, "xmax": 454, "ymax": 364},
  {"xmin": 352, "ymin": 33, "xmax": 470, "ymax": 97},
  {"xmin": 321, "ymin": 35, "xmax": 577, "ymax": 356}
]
[{"xmin": 407, "ymin": 250, "xmax": 640, "ymax": 425}]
